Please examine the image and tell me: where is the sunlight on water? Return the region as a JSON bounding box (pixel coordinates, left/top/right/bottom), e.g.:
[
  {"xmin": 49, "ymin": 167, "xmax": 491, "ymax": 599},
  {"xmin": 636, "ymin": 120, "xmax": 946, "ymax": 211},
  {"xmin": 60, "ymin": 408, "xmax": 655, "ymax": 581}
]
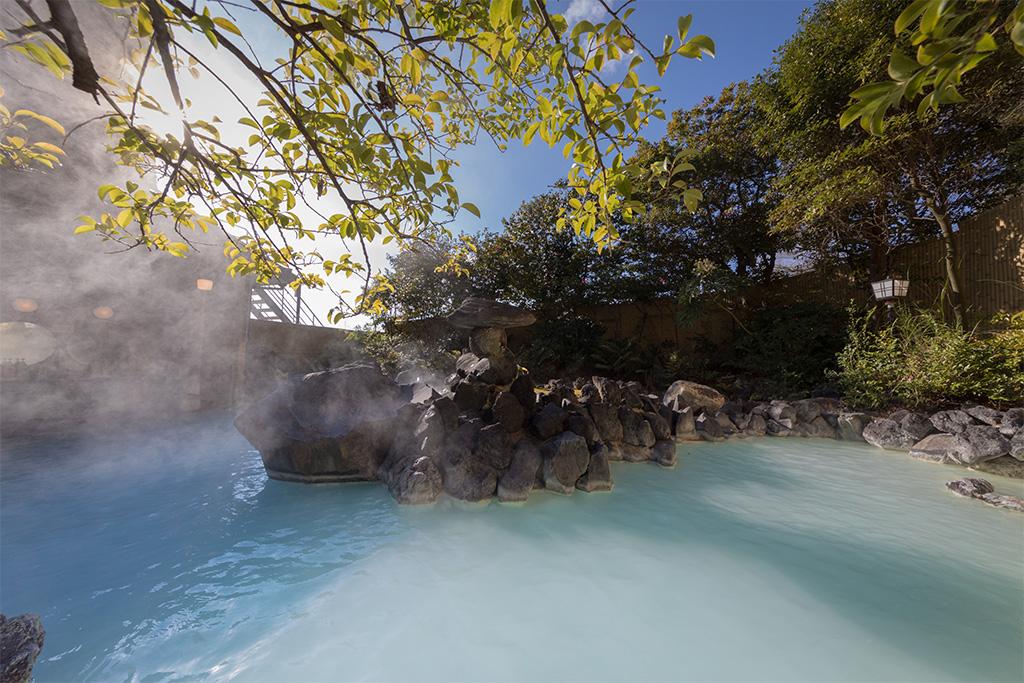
[{"xmin": 2, "ymin": 418, "xmax": 1022, "ymax": 682}]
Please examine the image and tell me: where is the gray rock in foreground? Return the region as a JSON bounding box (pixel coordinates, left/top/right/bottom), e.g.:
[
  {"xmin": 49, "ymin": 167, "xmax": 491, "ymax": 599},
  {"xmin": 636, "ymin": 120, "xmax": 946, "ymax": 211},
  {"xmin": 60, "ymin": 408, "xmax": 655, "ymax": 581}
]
[
  {"xmin": 862, "ymin": 419, "xmax": 916, "ymax": 450},
  {"xmin": 952, "ymin": 426, "xmax": 1010, "ymax": 465},
  {"xmin": 0, "ymin": 613, "xmax": 45, "ymax": 683},
  {"xmin": 946, "ymin": 478, "xmax": 1024, "ymax": 513},
  {"xmin": 909, "ymin": 433, "xmax": 957, "ymax": 463}
]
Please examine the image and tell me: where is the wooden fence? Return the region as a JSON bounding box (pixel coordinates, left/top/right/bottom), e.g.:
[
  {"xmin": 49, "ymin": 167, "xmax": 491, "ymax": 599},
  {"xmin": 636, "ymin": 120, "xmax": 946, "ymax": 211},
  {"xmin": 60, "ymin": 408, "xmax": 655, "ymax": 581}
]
[{"xmin": 577, "ymin": 193, "xmax": 1024, "ymax": 350}]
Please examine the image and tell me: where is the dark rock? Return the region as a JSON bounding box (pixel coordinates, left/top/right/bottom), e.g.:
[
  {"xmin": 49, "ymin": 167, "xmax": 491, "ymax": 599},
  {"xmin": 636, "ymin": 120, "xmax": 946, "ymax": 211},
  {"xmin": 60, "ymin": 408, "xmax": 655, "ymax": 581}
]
[
  {"xmin": 713, "ymin": 411, "xmax": 738, "ymax": 436},
  {"xmin": 453, "ymin": 380, "xmax": 489, "ymax": 413},
  {"xmin": 952, "ymin": 425, "xmax": 1010, "ymax": 465},
  {"xmin": 576, "ymin": 443, "xmax": 614, "ymax": 492},
  {"xmin": 965, "ymin": 404, "xmax": 1002, "ymax": 427},
  {"xmin": 447, "ymin": 297, "xmax": 537, "ymax": 329},
  {"xmin": 430, "ymin": 396, "xmax": 459, "ymax": 432},
  {"xmin": 450, "ymin": 417, "xmax": 483, "ymax": 451},
  {"xmin": 491, "ymin": 391, "xmax": 525, "ymax": 432},
  {"xmin": 476, "ymin": 423, "xmax": 512, "ymax": 470},
  {"xmin": 578, "ymin": 382, "xmax": 599, "ymax": 404},
  {"xmin": 619, "ymin": 408, "xmax": 656, "ymax": 447},
  {"xmin": 837, "ymin": 412, "xmax": 871, "ymax": 441},
  {"xmin": 696, "ymin": 413, "xmax": 725, "ymax": 441},
  {"xmin": 565, "ymin": 412, "xmax": 600, "ymax": 447},
  {"xmin": 509, "ymin": 373, "xmax": 536, "ymax": 412},
  {"xmin": 620, "ymin": 382, "xmax": 644, "ymax": 409},
  {"xmin": 498, "ymin": 440, "xmax": 542, "ymax": 502},
  {"xmin": 1011, "ymin": 430, "xmax": 1024, "ymax": 461},
  {"xmin": 792, "ymin": 398, "xmax": 823, "ymax": 423},
  {"xmin": 909, "ymin": 433, "xmax": 957, "ymax": 463},
  {"xmin": 643, "ymin": 411, "xmax": 672, "ymax": 441},
  {"xmin": 862, "ymin": 419, "xmax": 915, "ymax": 450},
  {"xmin": 620, "ymin": 444, "xmax": 652, "ymax": 462},
  {"xmin": 468, "ymin": 326, "xmax": 508, "ymax": 357},
  {"xmin": 540, "ymin": 432, "xmax": 590, "ymax": 494},
  {"xmin": 768, "ymin": 401, "xmax": 796, "ymax": 423},
  {"xmin": 532, "ymin": 402, "xmax": 567, "ymax": 440},
  {"xmin": 0, "ymin": 613, "xmax": 44, "ymax": 683},
  {"xmin": 439, "ymin": 446, "xmax": 497, "ymax": 501},
  {"xmin": 385, "ymin": 455, "xmax": 443, "ymax": 504},
  {"xmin": 900, "ymin": 412, "xmax": 937, "ymax": 441},
  {"xmin": 672, "ymin": 406, "xmax": 699, "ymax": 441},
  {"xmin": 797, "ymin": 415, "xmax": 836, "ymax": 439},
  {"xmin": 945, "ymin": 477, "xmax": 995, "ymax": 497},
  {"xmin": 652, "ymin": 440, "xmax": 676, "ymax": 467},
  {"xmin": 588, "ymin": 402, "xmax": 624, "ymax": 444},
  {"xmin": 766, "ymin": 418, "xmax": 793, "ymax": 436},
  {"xmin": 662, "ymin": 380, "xmax": 726, "ymax": 413},
  {"xmin": 745, "ymin": 413, "xmax": 767, "ymax": 436},
  {"xmin": 930, "ymin": 409, "xmax": 976, "ymax": 435},
  {"xmin": 605, "ymin": 443, "xmax": 624, "ymax": 461}
]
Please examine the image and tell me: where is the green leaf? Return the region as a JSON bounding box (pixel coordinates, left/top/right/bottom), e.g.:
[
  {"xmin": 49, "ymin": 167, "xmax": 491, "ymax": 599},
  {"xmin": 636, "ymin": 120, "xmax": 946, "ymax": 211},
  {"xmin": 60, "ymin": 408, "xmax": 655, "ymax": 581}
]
[
  {"xmin": 682, "ymin": 188, "xmax": 702, "ymax": 213},
  {"xmin": 489, "ymin": 0, "xmax": 511, "ymax": 30},
  {"xmin": 894, "ymin": 0, "xmax": 930, "ymax": 34},
  {"xmin": 461, "ymin": 202, "xmax": 481, "ymax": 218},
  {"xmin": 887, "ymin": 49, "xmax": 919, "ymax": 81},
  {"xmin": 212, "ymin": 17, "xmax": 242, "ymax": 36},
  {"xmin": 14, "ymin": 109, "xmax": 65, "ymax": 135},
  {"xmin": 677, "ymin": 15, "xmax": 692, "ymax": 42}
]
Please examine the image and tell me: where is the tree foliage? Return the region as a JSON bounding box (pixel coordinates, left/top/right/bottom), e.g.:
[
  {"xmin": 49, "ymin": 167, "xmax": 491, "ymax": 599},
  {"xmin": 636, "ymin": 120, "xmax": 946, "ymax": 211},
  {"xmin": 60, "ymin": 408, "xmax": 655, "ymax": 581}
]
[{"xmin": 2, "ymin": 0, "xmax": 715, "ymax": 320}]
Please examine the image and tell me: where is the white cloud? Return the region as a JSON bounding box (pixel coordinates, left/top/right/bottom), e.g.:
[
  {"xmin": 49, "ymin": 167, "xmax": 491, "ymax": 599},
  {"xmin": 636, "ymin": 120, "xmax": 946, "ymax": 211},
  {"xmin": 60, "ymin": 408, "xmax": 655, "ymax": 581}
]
[{"xmin": 563, "ymin": 0, "xmax": 604, "ymax": 26}]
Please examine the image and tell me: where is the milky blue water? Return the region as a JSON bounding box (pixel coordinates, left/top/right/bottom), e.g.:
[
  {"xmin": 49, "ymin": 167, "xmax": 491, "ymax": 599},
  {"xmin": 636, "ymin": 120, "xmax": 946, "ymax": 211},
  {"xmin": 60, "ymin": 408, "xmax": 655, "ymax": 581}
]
[{"xmin": 2, "ymin": 417, "xmax": 1022, "ymax": 682}]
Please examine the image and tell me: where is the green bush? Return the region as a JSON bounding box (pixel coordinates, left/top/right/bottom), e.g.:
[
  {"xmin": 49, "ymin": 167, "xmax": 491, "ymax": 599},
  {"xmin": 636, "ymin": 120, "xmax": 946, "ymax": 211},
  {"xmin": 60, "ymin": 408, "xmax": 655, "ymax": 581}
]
[{"xmin": 835, "ymin": 307, "xmax": 1024, "ymax": 410}]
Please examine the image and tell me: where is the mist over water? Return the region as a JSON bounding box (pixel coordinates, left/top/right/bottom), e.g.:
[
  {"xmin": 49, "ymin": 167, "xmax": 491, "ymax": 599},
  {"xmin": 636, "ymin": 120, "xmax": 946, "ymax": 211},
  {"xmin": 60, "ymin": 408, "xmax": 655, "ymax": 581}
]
[{"xmin": 2, "ymin": 420, "xmax": 1021, "ymax": 682}]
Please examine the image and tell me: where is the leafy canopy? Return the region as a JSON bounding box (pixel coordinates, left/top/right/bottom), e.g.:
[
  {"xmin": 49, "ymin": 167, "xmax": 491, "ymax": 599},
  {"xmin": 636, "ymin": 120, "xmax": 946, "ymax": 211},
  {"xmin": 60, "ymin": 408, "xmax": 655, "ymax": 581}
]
[{"xmin": 2, "ymin": 0, "xmax": 715, "ymax": 320}]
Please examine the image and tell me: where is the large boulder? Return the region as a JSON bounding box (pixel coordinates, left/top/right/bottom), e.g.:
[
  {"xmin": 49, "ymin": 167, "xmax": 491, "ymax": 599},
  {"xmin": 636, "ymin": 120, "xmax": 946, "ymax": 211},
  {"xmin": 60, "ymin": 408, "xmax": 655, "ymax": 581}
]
[
  {"xmin": 900, "ymin": 412, "xmax": 937, "ymax": 441},
  {"xmin": 964, "ymin": 405, "xmax": 1002, "ymax": 427},
  {"xmin": 475, "ymin": 423, "xmax": 513, "ymax": 470},
  {"xmin": 662, "ymin": 380, "xmax": 726, "ymax": 413},
  {"xmin": 447, "ymin": 297, "xmax": 537, "ymax": 329},
  {"xmin": 930, "ymin": 409, "xmax": 976, "ymax": 435},
  {"xmin": 497, "ymin": 440, "xmax": 542, "ymax": 502},
  {"xmin": 588, "ymin": 402, "xmax": 624, "ymax": 444},
  {"xmin": 509, "ymin": 373, "xmax": 537, "ymax": 413},
  {"xmin": 468, "ymin": 356, "xmax": 517, "ymax": 386},
  {"xmin": 1011, "ymin": 430, "xmax": 1024, "ymax": 461},
  {"xmin": 745, "ymin": 413, "xmax": 768, "ymax": 437},
  {"xmin": 288, "ymin": 363, "xmax": 405, "ymax": 435},
  {"xmin": 0, "ymin": 613, "xmax": 44, "ymax": 683},
  {"xmin": 908, "ymin": 433, "xmax": 957, "ymax": 463},
  {"xmin": 619, "ymin": 408, "xmax": 656, "ymax": 447},
  {"xmin": 540, "ymin": 432, "xmax": 590, "ymax": 494},
  {"xmin": 672, "ymin": 406, "xmax": 699, "ymax": 441},
  {"xmin": 946, "ymin": 478, "xmax": 1024, "ymax": 512},
  {"xmin": 768, "ymin": 401, "xmax": 796, "ymax": 423},
  {"xmin": 576, "ymin": 443, "xmax": 614, "ymax": 492},
  {"xmin": 439, "ymin": 446, "xmax": 498, "ymax": 501},
  {"xmin": 696, "ymin": 413, "xmax": 725, "ymax": 441},
  {"xmin": 491, "ymin": 391, "xmax": 525, "ymax": 432},
  {"xmin": 1000, "ymin": 408, "xmax": 1024, "ymax": 435},
  {"xmin": 973, "ymin": 455, "xmax": 1024, "ymax": 479},
  {"xmin": 565, "ymin": 411, "xmax": 600, "ymax": 447},
  {"xmin": 591, "ymin": 376, "xmax": 622, "ymax": 405},
  {"xmin": 952, "ymin": 425, "xmax": 1010, "ymax": 465},
  {"xmin": 453, "ymin": 379, "xmax": 489, "ymax": 413},
  {"xmin": 643, "ymin": 411, "xmax": 672, "ymax": 441},
  {"xmin": 385, "ymin": 456, "xmax": 443, "ymax": 504},
  {"xmin": 862, "ymin": 418, "xmax": 916, "ymax": 450},
  {"xmin": 532, "ymin": 402, "xmax": 567, "ymax": 440},
  {"xmin": 652, "ymin": 440, "xmax": 677, "ymax": 467},
  {"xmin": 793, "ymin": 397, "xmax": 842, "ymax": 423},
  {"xmin": 837, "ymin": 412, "xmax": 870, "ymax": 442},
  {"xmin": 797, "ymin": 415, "xmax": 836, "ymax": 439}
]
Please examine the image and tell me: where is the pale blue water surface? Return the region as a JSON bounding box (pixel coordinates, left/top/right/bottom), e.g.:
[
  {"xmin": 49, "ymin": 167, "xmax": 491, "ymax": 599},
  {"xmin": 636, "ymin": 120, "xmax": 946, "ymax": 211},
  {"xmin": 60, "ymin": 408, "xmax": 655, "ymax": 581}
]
[{"xmin": 2, "ymin": 417, "xmax": 1022, "ymax": 683}]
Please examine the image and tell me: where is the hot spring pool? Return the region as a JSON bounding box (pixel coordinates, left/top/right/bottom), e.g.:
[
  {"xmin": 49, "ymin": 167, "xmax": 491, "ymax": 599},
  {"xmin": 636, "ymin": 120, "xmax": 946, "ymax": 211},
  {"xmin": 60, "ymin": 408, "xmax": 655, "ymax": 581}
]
[{"xmin": 2, "ymin": 417, "xmax": 1022, "ymax": 682}]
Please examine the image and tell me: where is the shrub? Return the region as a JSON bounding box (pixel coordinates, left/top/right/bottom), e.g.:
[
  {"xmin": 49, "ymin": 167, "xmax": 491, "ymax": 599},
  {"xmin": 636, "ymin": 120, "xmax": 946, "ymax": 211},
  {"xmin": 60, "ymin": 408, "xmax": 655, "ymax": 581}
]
[
  {"xmin": 835, "ymin": 307, "xmax": 1024, "ymax": 410},
  {"xmin": 518, "ymin": 316, "xmax": 605, "ymax": 379}
]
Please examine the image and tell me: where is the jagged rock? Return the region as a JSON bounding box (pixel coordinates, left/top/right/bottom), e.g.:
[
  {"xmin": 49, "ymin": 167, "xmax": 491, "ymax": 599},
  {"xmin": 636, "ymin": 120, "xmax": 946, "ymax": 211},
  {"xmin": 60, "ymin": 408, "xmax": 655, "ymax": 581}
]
[
  {"xmin": 532, "ymin": 402, "xmax": 567, "ymax": 440},
  {"xmin": 672, "ymin": 406, "xmax": 699, "ymax": 441},
  {"xmin": 491, "ymin": 391, "xmax": 525, "ymax": 432},
  {"xmin": 793, "ymin": 397, "xmax": 842, "ymax": 423},
  {"xmin": 900, "ymin": 412, "xmax": 936, "ymax": 441},
  {"xmin": 509, "ymin": 373, "xmax": 536, "ymax": 413},
  {"xmin": 652, "ymin": 440, "xmax": 677, "ymax": 467},
  {"xmin": 964, "ymin": 405, "xmax": 1002, "ymax": 427},
  {"xmin": 973, "ymin": 455, "xmax": 1024, "ymax": 479},
  {"xmin": 591, "ymin": 376, "xmax": 622, "ymax": 405},
  {"xmin": 386, "ymin": 455, "xmax": 443, "ymax": 504},
  {"xmin": 662, "ymin": 380, "xmax": 726, "ymax": 413},
  {"xmin": 453, "ymin": 380, "xmax": 489, "ymax": 413},
  {"xmin": 476, "ymin": 423, "xmax": 512, "ymax": 470},
  {"xmin": 946, "ymin": 477, "xmax": 995, "ymax": 497},
  {"xmin": 768, "ymin": 401, "xmax": 796, "ymax": 423},
  {"xmin": 498, "ymin": 440, "xmax": 542, "ymax": 502},
  {"xmin": 797, "ymin": 415, "xmax": 836, "ymax": 439},
  {"xmin": 288, "ymin": 363, "xmax": 405, "ymax": 436},
  {"xmin": 447, "ymin": 297, "xmax": 536, "ymax": 329},
  {"xmin": 619, "ymin": 408, "xmax": 656, "ymax": 447},
  {"xmin": 837, "ymin": 412, "xmax": 870, "ymax": 441},
  {"xmin": 565, "ymin": 412, "xmax": 599, "ymax": 447},
  {"xmin": 450, "ymin": 417, "xmax": 482, "ymax": 451},
  {"xmin": 469, "ymin": 356, "xmax": 516, "ymax": 385},
  {"xmin": 605, "ymin": 443, "xmax": 624, "ymax": 461},
  {"xmin": 620, "ymin": 444, "xmax": 652, "ymax": 462},
  {"xmin": 745, "ymin": 413, "xmax": 767, "ymax": 436},
  {"xmin": 588, "ymin": 402, "xmax": 624, "ymax": 444},
  {"xmin": 696, "ymin": 413, "xmax": 725, "ymax": 441},
  {"xmin": 1011, "ymin": 430, "xmax": 1024, "ymax": 461},
  {"xmin": 455, "ymin": 352, "xmax": 480, "ymax": 376},
  {"xmin": 952, "ymin": 425, "xmax": 1010, "ymax": 465},
  {"xmin": 766, "ymin": 418, "xmax": 793, "ymax": 436},
  {"xmin": 439, "ymin": 445, "xmax": 497, "ymax": 501},
  {"xmin": 0, "ymin": 613, "xmax": 44, "ymax": 683},
  {"xmin": 731, "ymin": 411, "xmax": 752, "ymax": 431},
  {"xmin": 1000, "ymin": 408, "xmax": 1024, "ymax": 435},
  {"xmin": 909, "ymin": 433, "xmax": 957, "ymax": 463},
  {"xmin": 863, "ymin": 418, "xmax": 915, "ymax": 450},
  {"xmin": 576, "ymin": 443, "xmax": 614, "ymax": 492},
  {"xmin": 620, "ymin": 382, "xmax": 644, "ymax": 409},
  {"xmin": 468, "ymin": 326, "xmax": 508, "ymax": 357},
  {"xmin": 643, "ymin": 411, "xmax": 672, "ymax": 441},
  {"xmin": 930, "ymin": 409, "xmax": 976, "ymax": 434},
  {"xmin": 578, "ymin": 382, "xmax": 599, "ymax": 404},
  {"xmin": 640, "ymin": 393, "xmax": 662, "ymax": 414},
  {"xmin": 540, "ymin": 431, "xmax": 590, "ymax": 494},
  {"xmin": 713, "ymin": 411, "xmax": 738, "ymax": 436}
]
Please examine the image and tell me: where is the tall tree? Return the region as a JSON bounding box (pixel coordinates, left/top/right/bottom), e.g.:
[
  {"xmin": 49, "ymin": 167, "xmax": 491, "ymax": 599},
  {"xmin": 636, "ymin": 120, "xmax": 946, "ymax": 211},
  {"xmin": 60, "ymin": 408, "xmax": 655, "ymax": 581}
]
[
  {"xmin": 1, "ymin": 0, "xmax": 716, "ymax": 320},
  {"xmin": 758, "ymin": 0, "xmax": 1023, "ymax": 325}
]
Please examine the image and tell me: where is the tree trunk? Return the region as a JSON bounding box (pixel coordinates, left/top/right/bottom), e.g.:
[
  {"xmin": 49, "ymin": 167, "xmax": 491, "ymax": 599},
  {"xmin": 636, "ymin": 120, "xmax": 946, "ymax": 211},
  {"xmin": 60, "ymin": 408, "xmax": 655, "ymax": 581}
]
[{"xmin": 926, "ymin": 200, "xmax": 965, "ymax": 328}]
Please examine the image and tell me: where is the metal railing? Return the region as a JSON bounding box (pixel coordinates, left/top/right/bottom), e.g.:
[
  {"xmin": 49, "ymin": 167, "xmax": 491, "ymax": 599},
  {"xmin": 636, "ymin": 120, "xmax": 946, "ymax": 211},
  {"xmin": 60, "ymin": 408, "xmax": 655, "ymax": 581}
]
[{"xmin": 250, "ymin": 284, "xmax": 324, "ymax": 326}]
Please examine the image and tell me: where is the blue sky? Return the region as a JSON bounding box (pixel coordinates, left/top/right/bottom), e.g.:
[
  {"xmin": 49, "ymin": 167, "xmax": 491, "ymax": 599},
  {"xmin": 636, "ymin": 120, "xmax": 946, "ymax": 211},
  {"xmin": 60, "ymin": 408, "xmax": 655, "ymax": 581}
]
[{"xmin": 452, "ymin": 0, "xmax": 813, "ymax": 232}]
